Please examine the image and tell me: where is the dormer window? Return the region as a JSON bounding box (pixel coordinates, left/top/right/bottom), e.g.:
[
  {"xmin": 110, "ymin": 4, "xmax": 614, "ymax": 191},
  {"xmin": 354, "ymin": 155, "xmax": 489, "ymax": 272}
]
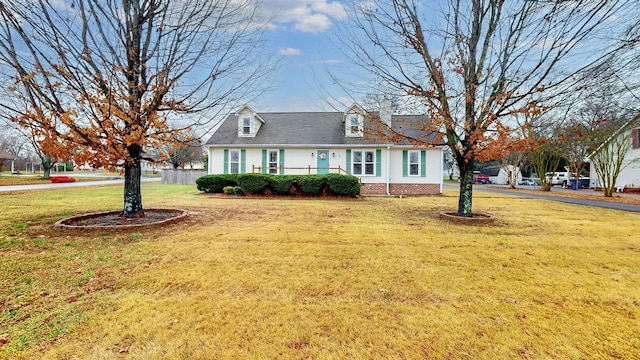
[
  {"xmin": 344, "ymin": 103, "xmax": 365, "ymax": 138},
  {"xmin": 242, "ymin": 117, "xmax": 251, "ymax": 135},
  {"xmin": 350, "ymin": 117, "xmax": 359, "ymax": 133},
  {"xmin": 346, "ymin": 114, "xmax": 363, "ymax": 137},
  {"xmin": 234, "ymin": 105, "xmax": 264, "ymax": 138}
]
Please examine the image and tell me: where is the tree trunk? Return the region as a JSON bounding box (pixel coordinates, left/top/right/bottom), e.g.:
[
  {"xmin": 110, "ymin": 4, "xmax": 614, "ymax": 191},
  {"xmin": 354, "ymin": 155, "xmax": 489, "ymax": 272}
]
[
  {"xmin": 122, "ymin": 156, "xmax": 144, "ymax": 218},
  {"xmin": 457, "ymin": 162, "xmax": 474, "ymax": 217},
  {"xmin": 42, "ymin": 156, "xmax": 54, "ymax": 180}
]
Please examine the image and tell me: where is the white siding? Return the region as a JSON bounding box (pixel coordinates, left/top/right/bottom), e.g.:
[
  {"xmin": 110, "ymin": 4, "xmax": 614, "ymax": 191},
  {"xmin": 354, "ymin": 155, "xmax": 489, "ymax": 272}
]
[{"xmin": 207, "ymin": 146, "xmax": 443, "ymax": 187}]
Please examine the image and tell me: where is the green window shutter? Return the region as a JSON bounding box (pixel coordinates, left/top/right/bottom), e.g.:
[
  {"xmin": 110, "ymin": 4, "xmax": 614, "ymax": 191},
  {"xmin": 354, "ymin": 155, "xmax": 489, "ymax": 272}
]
[
  {"xmin": 375, "ymin": 149, "xmax": 382, "ymax": 177},
  {"xmin": 240, "ymin": 149, "xmax": 246, "ymax": 174},
  {"xmin": 402, "ymin": 150, "xmax": 408, "ymax": 177},
  {"xmin": 346, "ymin": 149, "xmax": 352, "ymax": 174},
  {"xmin": 279, "ymin": 149, "xmax": 285, "ymax": 175},
  {"xmin": 261, "ymin": 149, "xmax": 267, "ymax": 174},
  {"xmin": 420, "ymin": 150, "xmax": 426, "ymax": 177},
  {"xmin": 223, "ymin": 149, "xmax": 229, "ymax": 174}
]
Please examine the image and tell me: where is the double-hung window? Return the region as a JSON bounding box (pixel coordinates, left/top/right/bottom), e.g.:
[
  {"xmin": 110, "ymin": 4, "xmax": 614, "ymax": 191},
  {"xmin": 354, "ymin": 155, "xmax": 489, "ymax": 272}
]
[
  {"xmin": 268, "ymin": 150, "xmax": 278, "ymax": 174},
  {"xmin": 347, "ymin": 115, "xmax": 363, "ymax": 137},
  {"xmin": 229, "ymin": 150, "xmax": 240, "ymax": 174},
  {"xmin": 350, "ymin": 117, "xmax": 359, "ymax": 134},
  {"xmin": 242, "ymin": 117, "xmax": 251, "ymax": 135},
  {"xmin": 408, "ymin": 151, "xmax": 420, "ymax": 176},
  {"xmin": 352, "ymin": 150, "xmax": 375, "ymax": 176}
]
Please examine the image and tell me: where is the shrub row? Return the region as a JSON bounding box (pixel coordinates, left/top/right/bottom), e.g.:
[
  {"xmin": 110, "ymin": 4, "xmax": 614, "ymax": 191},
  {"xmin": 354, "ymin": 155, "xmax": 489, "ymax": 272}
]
[{"xmin": 196, "ymin": 173, "xmax": 361, "ymax": 196}]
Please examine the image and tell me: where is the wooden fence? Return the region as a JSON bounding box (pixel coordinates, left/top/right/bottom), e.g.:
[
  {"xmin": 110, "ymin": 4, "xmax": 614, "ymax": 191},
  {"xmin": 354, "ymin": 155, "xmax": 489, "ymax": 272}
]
[{"xmin": 161, "ymin": 169, "xmax": 206, "ymax": 185}]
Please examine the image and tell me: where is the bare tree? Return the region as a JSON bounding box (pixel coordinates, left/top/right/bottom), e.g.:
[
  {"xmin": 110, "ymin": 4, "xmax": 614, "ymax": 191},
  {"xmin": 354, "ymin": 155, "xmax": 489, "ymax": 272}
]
[
  {"xmin": 574, "ymin": 96, "xmax": 639, "ymax": 197},
  {"xmin": 0, "ymin": 0, "xmax": 272, "ymax": 217},
  {"xmin": 339, "ymin": 0, "xmax": 631, "ymax": 216},
  {"xmin": 590, "ymin": 122, "xmax": 635, "ymax": 196},
  {"xmin": 167, "ymin": 137, "xmax": 202, "ymax": 169}
]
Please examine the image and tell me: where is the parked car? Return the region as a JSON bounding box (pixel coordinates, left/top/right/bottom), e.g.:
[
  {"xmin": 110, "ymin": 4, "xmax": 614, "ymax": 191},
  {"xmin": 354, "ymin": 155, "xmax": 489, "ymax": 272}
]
[
  {"xmin": 518, "ymin": 177, "xmax": 540, "ymax": 186},
  {"xmin": 473, "ymin": 171, "xmax": 491, "ymax": 184},
  {"xmin": 545, "ymin": 172, "xmax": 570, "ymax": 187}
]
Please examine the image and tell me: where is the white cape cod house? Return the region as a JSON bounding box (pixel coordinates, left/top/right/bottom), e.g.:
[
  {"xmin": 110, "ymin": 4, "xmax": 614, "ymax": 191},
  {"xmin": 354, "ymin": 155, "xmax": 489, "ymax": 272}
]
[{"xmin": 204, "ymin": 104, "xmax": 443, "ymax": 195}]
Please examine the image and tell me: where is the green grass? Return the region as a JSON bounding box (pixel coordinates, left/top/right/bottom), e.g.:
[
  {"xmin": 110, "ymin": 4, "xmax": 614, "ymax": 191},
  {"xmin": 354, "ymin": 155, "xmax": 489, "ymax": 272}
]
[{"xmin": 0, "ymin": 184, "xmax": 639, "ymax": 359}]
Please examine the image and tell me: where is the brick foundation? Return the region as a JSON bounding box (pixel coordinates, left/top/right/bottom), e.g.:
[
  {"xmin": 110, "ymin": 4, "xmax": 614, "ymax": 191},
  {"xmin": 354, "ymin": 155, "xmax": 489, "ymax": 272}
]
[{"xmin": 361, "ymin": 183, "xmax": 441, "ymax": 195}]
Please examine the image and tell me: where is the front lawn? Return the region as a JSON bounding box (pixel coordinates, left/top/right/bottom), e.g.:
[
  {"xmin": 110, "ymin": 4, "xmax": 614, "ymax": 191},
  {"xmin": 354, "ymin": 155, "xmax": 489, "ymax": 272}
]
[{"xmin": 1, "ymin": 184, "xmax": 638, "ymax": 359}]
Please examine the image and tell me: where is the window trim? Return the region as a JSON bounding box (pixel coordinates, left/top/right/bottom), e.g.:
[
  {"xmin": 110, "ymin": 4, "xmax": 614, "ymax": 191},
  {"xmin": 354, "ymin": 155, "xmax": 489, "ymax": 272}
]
[
  {"xmin": 352, "ymin": 150, "xmax": 375, "ymax": 176},
  {"xmin": 229, "ymin": 149, "xmax": 240, "ymax": 174},
  {"xmin": 346, "ymin": 115, "xmax": 363, "ymax": 137},
  {"xmin": 241, "ymin": 117, "xmax": 251, "ymax": 135},
  {"xmin": 268, "ymin": 149, "xmax": 279, "ymax": 174},
  {"xmin": 408, "ymin": 150, "xmax": 420, "ymax": 176}
]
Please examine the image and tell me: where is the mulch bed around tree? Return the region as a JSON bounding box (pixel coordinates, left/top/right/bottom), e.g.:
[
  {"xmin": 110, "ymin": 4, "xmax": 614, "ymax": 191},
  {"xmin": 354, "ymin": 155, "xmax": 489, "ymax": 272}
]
[{"xmin": 55, "ymin": 209, "xmax": 188, "ymax": 230}]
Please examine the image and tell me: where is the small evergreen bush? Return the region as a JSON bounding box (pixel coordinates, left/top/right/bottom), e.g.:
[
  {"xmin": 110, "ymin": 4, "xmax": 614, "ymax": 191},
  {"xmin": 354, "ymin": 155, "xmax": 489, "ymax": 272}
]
[
  {"xmin": 271, "ymin": 175, "xmax": 298, "ymax": 195},
  {"xmin": 298, "ymin": 175, "xmax": 326, "ymax": 195},
  {"xmin": 237, "ymin": 174, "xmax": 271, "ymax": 194},
  {"xmin": 223, "ymin": 186, "xmax": 244, "ymax": 196},
  {"xmin": 196, "ymin": 174, "xmax": 238, "ymax": 193},
  {"xmin": 327, "ymin": 174, "xmax": 361, "ymax": 195}
]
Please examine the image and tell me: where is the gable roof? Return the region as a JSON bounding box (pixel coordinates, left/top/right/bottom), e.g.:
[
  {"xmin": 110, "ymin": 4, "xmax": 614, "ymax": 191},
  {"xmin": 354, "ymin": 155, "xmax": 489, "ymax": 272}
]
[
  {"xmin": 0, "ymin": 149, "xmax": 17, "ymax": 160},
  {"xmin": 205, "ymin": 110, "xmax": 441, "ymax": 147}
]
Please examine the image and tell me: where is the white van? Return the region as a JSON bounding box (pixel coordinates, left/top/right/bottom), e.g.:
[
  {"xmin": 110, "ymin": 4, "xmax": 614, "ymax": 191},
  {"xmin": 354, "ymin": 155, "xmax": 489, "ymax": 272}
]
[{"xmin": 545, "ymin": 172, "xmax": 570, "ymax": 187}]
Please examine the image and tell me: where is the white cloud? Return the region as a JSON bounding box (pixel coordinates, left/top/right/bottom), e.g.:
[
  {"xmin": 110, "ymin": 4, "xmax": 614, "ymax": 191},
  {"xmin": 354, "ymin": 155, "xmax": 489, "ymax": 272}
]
[
  {"xmin": 312, "ymin": 1, "xmax": 348, "ymax": 20},
  {"xmin": 278, "ymin": 47, "xmax": 302, "ymax": 56},
  {"xmin": 293, "ymin": 13, "xmax": 332, "ymax": 33},
  {"xmin": 261, "ymin": 0, "xmax": 348, "ymax": 33}
]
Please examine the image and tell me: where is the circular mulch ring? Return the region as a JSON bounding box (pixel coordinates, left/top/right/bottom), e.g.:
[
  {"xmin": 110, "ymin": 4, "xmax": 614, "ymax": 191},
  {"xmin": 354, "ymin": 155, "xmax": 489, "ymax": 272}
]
[
  {"xmin": 55, "ymin": 208, "xmax": 189, "ymax": 230},
  {"xmin": 439, "ymin": 211, "xmax": 495, "ymax": 225}
]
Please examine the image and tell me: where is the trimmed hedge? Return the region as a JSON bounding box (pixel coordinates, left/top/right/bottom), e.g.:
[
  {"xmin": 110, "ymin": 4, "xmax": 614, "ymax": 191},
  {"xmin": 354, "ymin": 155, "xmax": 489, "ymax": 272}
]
[
  {"xmin": 270, "ymin": 175, "xmax": 298, "ymax": 195},
  {"xmin": 195, "ymin": 174, "xmax": 237, "ymax": 193},
  {"xmin": 326, "ymin": 173, "xmax": 362, "ymax": 196},
  {"xmin": 196, "ymin": 173, "xmax": 361, "ymax": 196},
  {"xmin": 237, "ymin": 173, "xmax": 271, "ymax": 194}
]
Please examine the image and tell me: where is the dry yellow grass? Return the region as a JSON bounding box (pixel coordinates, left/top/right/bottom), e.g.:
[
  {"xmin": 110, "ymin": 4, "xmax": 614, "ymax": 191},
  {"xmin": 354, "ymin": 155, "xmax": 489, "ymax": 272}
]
[{"xmin": 1, "ymin": 184, "xmax": 639, "ymax": 359}]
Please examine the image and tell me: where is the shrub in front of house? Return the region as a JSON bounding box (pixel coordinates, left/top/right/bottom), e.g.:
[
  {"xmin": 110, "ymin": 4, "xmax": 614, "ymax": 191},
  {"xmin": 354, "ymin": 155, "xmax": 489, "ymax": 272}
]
[
  {"xmin": 298, "ymin": 175, "xmax": 326, "ymax": 195},
  {"xmin": 236, "ymin": 173, "xmax": 271, "ymax": 194},
  {"xmin": 326, "ymin": 173, "xmax": 361, "ymax": 196},
  {"xmin": 198, "ymin": 173, "xmax": 360, "ymax": 196},
  {"xmin": 196, "ymin": 174, "xmax": 238, "ymax": 193},
  {"xmin": 223, "ymin": 186, "xmax": 244, "ymax": 196},
  {"xmin": 270, "ymin": 175, "xmax": 298, "ymax": 195}
]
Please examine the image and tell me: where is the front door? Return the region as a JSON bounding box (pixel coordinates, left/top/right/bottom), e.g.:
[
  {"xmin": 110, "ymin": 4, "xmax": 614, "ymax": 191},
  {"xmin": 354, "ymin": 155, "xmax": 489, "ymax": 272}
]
[{"xmin": 317, "ymin": 150, "xmax": 329, "ymax": 174}]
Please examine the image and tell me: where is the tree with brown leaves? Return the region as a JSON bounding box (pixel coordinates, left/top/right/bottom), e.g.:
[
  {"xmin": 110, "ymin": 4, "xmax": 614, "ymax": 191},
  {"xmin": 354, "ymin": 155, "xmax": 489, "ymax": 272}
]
[
  {"xmin": 0, "ymin": 0, "xmax": 272, "ymax": 217},
  {"xmin": 341, "ymin": 0, "xmax": 631, "ymax": 216}
]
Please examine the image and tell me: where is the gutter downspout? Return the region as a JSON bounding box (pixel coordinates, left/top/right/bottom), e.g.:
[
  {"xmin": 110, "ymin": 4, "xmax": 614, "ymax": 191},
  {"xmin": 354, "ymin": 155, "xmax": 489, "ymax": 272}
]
[{"xmin": 386, "ymin": 146, "xmax": 391, "ymax": 196}]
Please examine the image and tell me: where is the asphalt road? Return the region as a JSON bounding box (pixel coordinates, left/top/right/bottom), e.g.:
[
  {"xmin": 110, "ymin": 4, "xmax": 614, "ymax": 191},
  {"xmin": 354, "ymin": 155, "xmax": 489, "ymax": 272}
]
[
  {"xmin": 444, "ymin": 184, "xmax": 640, "ymax": 213},
  {"xmin": 0, "ymin": 177, "xmax": 161, "ymax": 193}
]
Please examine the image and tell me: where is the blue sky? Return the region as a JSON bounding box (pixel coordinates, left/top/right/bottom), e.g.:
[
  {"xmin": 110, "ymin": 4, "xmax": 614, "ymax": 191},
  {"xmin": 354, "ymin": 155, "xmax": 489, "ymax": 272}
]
[{"xmin": 255, "ymin": 0, "xmax": 356, "ymax": 112}]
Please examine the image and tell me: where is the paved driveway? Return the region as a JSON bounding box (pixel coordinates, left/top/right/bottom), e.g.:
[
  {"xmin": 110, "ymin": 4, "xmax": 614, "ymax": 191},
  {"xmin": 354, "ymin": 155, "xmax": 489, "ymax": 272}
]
[{"xmin": 444, "ymin": 184, "xmax": 640, "ymax": 213}]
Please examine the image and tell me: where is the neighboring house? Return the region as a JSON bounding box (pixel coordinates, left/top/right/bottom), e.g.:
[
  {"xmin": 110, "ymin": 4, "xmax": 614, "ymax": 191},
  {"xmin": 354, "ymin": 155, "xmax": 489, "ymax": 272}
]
[
  {"xmin": 204, "ymin": 103, "xmax": 443, "ymax": 195},
  {"xmin": 589, "ymin": 124, "xmax": 640, "ymax": 190},
  {"xmin": 489, "ymin": 165, "xmax": 522, "ymax": 185},
  {"xmin": 0, "ymin": 149, "xmax": 18, "ymax": 172}
]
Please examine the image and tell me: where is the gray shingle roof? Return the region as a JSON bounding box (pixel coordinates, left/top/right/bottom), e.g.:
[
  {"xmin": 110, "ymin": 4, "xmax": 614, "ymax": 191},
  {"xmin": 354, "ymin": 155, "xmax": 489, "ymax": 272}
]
[
  {"xmin": 0, "ymin": 149, "xmax": 17, "ymax": 160},
  {"xmin": 205, "ymin": 111, "xmax": 440, "ymax": 147}
]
